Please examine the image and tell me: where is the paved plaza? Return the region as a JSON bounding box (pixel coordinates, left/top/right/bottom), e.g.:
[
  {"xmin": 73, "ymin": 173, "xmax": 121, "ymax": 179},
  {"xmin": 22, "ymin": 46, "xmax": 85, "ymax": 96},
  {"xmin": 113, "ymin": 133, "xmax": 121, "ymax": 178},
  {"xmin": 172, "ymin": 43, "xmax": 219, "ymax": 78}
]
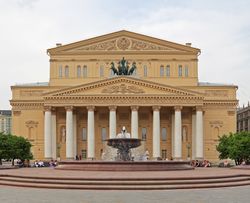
[{"xmin": 0, "ymin": 185, "xmax": 249, "ymax": 203}]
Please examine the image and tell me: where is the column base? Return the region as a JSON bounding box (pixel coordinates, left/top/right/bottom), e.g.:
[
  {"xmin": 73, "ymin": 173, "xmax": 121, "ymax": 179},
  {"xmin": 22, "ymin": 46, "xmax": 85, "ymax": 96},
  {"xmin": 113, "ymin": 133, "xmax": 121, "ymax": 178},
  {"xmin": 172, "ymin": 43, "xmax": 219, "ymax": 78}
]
[
  {"xmin": 195, "ymin": 157, "xmax": 204, "ymax": 161},
  {"xmin": 44, "ymin": 157, "xmax": 52, "ymax": 160},
  {"xmin": 66, "ymin": 157, "xmax": 74, "ymax": 160},
  {"xmin": 87, "ymin": 157, "xmax": 95, "ymax": 161}
]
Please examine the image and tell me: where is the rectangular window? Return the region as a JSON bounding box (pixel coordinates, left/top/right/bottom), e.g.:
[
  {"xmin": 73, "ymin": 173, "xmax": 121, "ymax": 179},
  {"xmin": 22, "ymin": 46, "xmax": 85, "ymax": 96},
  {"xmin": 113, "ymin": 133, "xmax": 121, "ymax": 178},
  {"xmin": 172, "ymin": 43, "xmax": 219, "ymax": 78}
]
[
  {"xmin": 59, "ymin": 65, "xmax": 63, "ymax": 78},
  {"xmin": 161, "ymin": 127, "xmax": 167, "ymax": 141},
  {"xmin": 83, "ymin": 65, "xmax": 87, "ymax": 77},
  {"xmin": 65, "ymin": 66, "xmax": 69, "ymax": 78},
  {"xmin": 178, "ymin": 65, "xmax": 182, "ymax": 77},
  {"xmin": 101, "ymin": 127, "xmax": 106, "ymax": 141},
  {"xmin": 82, "ymin": 128, "xmax": 87, "ymax": 141},
  {"xmin": 77, "ymin": 66, "xmax": 81, "ymax": 78},
  {"xmin": 160, "ymin": 66, "xmax": 164, "ymax": 77},
  {"xmin": 142, "ymin": 127, "xmax": 147, "ymax": 141},
  {"xmin": 162, "ymin": 150, "xmax": 167, "ymax": 160},
  {"xmin": 81, "ymin": 149, "xmax": 87, "ymax": 159},
  {"xmin": 185, "ymin": 65, "xmax": 188, "ymax": 77},
  {"xmin": 144, "ymin": 65, "xmax": 147, "ymax": 77},
  {"xmin": 100, "ymin": 66, "xmax": 104, "ymax": 77},
  {"xmin": 166, "ymin": 65, "xmax": 170, "ymax": 77}
]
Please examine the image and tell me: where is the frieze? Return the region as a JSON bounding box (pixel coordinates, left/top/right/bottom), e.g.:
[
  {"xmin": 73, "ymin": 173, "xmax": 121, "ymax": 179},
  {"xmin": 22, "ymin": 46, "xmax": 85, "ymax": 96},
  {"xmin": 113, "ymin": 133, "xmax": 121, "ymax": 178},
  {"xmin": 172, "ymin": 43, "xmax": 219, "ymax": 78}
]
[
  {"xmin": 71, "ymin": 37, "xmax": 178, "ymax": 51},
  {"xmin": 204, "ymin": 90, "xmax": 228, "ymax": 97},
  {"xmin": 20, "ymin": 90, "xmax": 43, "ymax": 97},
  {"xmin": 102, "ymin": 84, "xmax": 145, "ymax": 94}
]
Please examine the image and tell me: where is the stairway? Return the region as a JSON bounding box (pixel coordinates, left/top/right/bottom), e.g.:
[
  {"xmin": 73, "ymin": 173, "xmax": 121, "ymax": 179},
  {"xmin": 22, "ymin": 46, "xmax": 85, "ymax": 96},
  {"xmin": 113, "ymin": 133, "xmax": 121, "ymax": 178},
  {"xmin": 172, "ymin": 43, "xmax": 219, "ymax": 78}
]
[{"xmin": 0, "ymin": 174, "xmax": 249, "ymax": 190}]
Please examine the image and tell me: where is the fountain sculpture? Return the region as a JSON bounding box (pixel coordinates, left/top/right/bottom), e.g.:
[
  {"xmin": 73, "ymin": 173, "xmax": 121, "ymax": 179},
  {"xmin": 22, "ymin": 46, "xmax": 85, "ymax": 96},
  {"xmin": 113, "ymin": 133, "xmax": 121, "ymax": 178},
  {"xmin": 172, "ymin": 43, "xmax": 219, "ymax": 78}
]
[{"xmin": 106, "ymin": 126, "xmax": 141, "ymax": 161}]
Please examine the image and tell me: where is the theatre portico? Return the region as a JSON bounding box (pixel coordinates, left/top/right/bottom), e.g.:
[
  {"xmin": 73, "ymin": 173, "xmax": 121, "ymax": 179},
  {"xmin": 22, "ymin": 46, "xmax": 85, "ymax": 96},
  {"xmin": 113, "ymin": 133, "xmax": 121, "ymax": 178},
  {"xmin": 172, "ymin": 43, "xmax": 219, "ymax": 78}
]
[{"xmin": 10, "ymin": 30, "xmax": 237, "ymax": 162}]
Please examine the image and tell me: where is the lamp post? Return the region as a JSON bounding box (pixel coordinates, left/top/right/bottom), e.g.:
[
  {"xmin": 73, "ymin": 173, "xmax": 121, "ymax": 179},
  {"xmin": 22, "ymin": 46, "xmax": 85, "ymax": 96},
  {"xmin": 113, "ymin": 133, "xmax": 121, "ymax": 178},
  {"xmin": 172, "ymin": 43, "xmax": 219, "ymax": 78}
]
[{"xmin": 186, "ymin": 143, "xmax": 191, "ymax": 160}]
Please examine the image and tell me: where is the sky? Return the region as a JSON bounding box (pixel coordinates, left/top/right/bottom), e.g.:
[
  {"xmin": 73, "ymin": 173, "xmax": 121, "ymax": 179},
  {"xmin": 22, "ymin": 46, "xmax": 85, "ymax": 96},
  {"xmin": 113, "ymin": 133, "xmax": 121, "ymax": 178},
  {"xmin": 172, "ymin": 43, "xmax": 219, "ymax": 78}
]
[{"xmin": 0, "ymin": 0, "xmax": 250, "ymax": 109}]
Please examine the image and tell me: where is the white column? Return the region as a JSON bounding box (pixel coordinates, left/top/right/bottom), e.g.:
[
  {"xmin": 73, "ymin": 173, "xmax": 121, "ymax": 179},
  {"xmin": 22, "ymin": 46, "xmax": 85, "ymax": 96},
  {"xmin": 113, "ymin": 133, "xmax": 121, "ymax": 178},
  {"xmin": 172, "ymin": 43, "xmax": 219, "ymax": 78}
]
[
  {"xmin": 153, "ymin": 106, "xmax": 161, "ymax": 159},
  {"xmin": 44, "ymin": 107, "xmax": 52, "ymax": 159},
  {"xmin": 191, "ymin": 111, "xmax": 196, "ymax": 160},
  {"xmin": 73, "ymin": 113, "xmax": 77, "ymax": 158},
  {"xmin": 174, "ymin": 106, "xmax": 182, "ymax": 160},
  {"xmin": 196, "ymin": 107, "xmax": 204, "ymax": 159},
  {"xmin": 171, "ymin": 113, "xmax": 175, "ymax": 158},
  {"xmin": 109, "ymin": 106, "xmax": 117, "ymax": 139},
  {"xmin": 131, "ymin": 106, "xmax": 139, "ymax": 138},
  {"xmin": 66, "ymin": 106, "xmax": 74, "ymax": 159},
  {"xmin": 51, "ymin": 112, "xmax": 57, "ymax": 160},
  {"xmin": 87, "ymin": 106, "xmax": 95, "ymax": 159}
]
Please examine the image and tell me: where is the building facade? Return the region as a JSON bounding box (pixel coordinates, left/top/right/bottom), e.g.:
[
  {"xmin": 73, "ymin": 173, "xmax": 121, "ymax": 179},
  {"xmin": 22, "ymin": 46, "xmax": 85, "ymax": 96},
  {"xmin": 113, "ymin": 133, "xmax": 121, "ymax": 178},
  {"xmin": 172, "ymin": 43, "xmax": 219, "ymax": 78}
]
[
  {"xmin": 0, "ymin": 110, "xmax": 12, "ymax": 134},
  {"xmin": 10, "ymin": 30, "xmax": 237, "ymax": 161},
  {"xmin": 237, "ymin": 104, "xmax": 250, "ymax": 132}
]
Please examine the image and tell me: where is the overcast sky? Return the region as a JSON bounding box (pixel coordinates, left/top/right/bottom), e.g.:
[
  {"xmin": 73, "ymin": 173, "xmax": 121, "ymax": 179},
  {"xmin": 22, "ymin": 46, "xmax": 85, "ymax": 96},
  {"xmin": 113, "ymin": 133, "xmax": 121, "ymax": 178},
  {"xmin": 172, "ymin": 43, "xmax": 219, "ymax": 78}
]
[{"xmin": 0, "ymin": 0, "xmax": 249, "ymax": 109}]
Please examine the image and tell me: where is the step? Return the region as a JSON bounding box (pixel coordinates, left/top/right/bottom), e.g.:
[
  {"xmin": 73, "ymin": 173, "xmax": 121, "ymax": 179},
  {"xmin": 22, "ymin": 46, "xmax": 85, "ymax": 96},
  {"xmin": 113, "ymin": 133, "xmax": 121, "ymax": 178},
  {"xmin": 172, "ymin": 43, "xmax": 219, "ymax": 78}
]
[
  {"xmin": 0, "ymin": 179, "xmax": 250, "ymax": 190},
  {"xmin": 0, "ymin": 176, "xmax": 249, "ymax": 186}
]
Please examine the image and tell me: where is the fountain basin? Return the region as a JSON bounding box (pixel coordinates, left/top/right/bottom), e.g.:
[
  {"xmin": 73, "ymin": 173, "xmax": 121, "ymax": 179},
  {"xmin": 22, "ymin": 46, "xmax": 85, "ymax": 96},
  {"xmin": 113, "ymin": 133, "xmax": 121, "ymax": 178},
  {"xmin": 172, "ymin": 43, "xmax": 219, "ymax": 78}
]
[{"xmin": 56, "ymin": 160, "xmax": 194, "ymax": 171}]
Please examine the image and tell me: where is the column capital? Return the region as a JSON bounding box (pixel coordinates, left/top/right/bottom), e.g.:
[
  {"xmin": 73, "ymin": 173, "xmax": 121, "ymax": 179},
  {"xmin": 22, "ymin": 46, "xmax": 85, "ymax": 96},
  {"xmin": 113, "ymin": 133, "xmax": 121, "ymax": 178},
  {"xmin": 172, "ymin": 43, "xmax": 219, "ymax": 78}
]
[
  {"xmin": 87, "ymin": 106, "xmax": 95, "ymax": 111},
  {"xmin": 174, "ymin": 106, "xmax": 182, "ymax": 111},
  {"xmin": 65, "ymin": 106, "xmax": 74, "ymax": 111},
  {"xmin": 152, "ymin": 106, "xmax": 161, "ymax": 111},
  {"xmin": 44, "ymin": 106, "xmax": 52, "ymax": 112},
  {"xmin": 196, "ymin": 105, "xmax": 203, "ymax": 112},
  {"xmin": 131, "ymin": 105, "xmax": 139, "ymax": 111},
  {"xmin": 108, "ymin": 105, "xmax": 117, "ymax": 111}
]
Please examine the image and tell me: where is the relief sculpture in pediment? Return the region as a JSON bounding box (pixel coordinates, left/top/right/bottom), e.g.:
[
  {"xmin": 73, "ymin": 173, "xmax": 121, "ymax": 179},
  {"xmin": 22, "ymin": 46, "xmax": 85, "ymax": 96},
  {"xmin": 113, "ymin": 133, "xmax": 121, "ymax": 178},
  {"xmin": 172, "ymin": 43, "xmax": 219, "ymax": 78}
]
[{"xmin": 102, "ymin": 84, "xmax": 145, "ymax": 94}]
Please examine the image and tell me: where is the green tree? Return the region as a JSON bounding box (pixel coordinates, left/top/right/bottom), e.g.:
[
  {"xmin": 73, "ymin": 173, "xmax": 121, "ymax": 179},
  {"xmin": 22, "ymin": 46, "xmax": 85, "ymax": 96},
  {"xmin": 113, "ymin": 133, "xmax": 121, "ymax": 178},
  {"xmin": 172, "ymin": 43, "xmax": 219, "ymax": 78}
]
[
  {"xmin": 217, "ymin": 131, "xmax": 250, "ymax": 165},
  {"xmin": 0, "ymin": 133, "xmax": 33, "ymax": 166}
]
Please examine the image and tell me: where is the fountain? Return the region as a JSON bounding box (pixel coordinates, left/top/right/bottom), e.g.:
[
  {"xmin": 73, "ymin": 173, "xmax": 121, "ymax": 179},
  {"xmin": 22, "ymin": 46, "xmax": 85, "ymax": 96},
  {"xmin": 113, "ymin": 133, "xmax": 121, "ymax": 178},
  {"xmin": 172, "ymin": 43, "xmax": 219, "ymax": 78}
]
[
  {"xmin": 56, "ymin": 126, "xmax": 194, "ymax": 171},
  {"xmin": 106, "ymin": 126, "xmax": 141, "ymax": 161}
]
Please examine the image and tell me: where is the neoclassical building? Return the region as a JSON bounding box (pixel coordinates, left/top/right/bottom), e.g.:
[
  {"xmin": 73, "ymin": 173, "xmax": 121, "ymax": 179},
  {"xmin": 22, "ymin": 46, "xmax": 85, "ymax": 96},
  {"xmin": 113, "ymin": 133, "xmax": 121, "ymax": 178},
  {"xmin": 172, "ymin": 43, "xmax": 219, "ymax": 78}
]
[{"xmin": 11, "ymin": 30, "xmax": 237, "ymax": 161}]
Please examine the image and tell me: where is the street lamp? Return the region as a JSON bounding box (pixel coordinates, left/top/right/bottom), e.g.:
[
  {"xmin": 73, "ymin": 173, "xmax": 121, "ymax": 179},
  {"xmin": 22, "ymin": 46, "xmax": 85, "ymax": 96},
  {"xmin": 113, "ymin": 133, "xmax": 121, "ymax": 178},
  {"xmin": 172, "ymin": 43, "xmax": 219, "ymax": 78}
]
[{"xmin": 186, "ymin": 143, "xmax": 191, "ymax": 160}]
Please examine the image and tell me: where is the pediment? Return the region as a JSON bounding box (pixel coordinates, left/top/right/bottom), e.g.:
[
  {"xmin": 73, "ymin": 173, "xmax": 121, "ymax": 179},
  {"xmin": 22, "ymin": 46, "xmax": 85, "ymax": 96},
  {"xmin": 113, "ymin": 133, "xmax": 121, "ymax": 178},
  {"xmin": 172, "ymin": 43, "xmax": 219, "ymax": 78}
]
[
  {"xmin": 44, "ymin": 77, "xmax": 202, "ymax": 98},
  {"xmin": 47, "ymin": 30, "xmax": 200, "ymax": 54}
]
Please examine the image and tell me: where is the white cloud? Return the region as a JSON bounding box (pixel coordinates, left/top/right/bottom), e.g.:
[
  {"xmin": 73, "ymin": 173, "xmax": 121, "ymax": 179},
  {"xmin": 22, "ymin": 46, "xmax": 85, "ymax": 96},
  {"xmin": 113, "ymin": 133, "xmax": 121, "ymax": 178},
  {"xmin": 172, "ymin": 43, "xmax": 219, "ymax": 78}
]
[{"xmin": 0, "ymin": 0, "xmax": 249, "ymax": 109}]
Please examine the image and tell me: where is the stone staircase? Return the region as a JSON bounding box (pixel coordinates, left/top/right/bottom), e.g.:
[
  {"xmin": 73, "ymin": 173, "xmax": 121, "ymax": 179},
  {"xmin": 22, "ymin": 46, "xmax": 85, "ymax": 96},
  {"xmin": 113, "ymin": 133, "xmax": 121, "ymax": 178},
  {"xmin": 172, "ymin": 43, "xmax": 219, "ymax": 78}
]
[{"xmin": 0, "ymin": 173, "xmax": 249, "ymax": 190}]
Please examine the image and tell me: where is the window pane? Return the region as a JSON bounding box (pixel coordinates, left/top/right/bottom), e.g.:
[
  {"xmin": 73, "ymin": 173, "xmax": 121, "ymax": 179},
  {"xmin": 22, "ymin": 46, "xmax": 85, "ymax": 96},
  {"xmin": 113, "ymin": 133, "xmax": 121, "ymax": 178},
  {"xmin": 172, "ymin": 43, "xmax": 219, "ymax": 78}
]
[
  {"xmin": 166, "ymin": 65, "xmax": 170, "ymax": 77},
  {"xmin": 142, "ymin": 127, "xmax": 147, "ymax": 141},
  {"xmin": 101, "ymin": 127, "xmax": 106, "ymax": 141},
  {"xmin": 144, "ymin": 65, "xmax": 147, "ymax": 77},
  {"xmin": 82, "ymin": 128, "xmax": 87, "ymax": 141},
  {"xmin": 178, "ymin": 65, "xmax": 182, "ymax": 77},
  {"xmin": 185, "ymin": 65, "xmax": 188, "ymax": 77},
  {"xmin": 77, "ymin": 65, "xmax": 81, "ymax": 78},
  {"xmin": 162, "ymin": 127, "xmax": 167, "ymax": 141},
  {"xmin": 65, "ymin": 65, "xmax": 69, "ymax": 78},
  {"xmin": 100, "ymin": 66, "xmax": 104, "ymax": 77},
  {"xmin": 59, "ymin": 65, "xmax": 63, "ymax": 78},
  {"xmin": 83, "ymin": 65, "xmax": 87, "ymax": 77},
  {"xmin": 160, "ymin": 65, "xmax": 164, "ymax": 77}
]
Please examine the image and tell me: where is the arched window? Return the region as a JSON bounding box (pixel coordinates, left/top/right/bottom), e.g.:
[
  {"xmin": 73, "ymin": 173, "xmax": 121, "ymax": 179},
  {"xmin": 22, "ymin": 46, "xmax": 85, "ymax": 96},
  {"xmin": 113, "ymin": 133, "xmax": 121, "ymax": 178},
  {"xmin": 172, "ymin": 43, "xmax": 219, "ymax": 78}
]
[
  {"xmin": 83, "ymin": 65, "xmax": 87, "ymax": 77},
  {"xmin": 166, "ymin": 65, "xmax": 170, "ymax": 77},
  {"xmin": 77, "ymin": 65, "xmax": 81, "ymax": 78},
  {"xmin": 161, "ymin": 127, "xmax": 167, "ymax": 141},
  {"xmin": 143, "ymin": 65, "xmax": 147, "ymax": 77},
  {"xmin": 82, "ymin": 128, "xmax": 87, "ymax": 141},
  {"xmin": 178, "ymin": 65, "xmax": 182, "ymax": 77},
  {"xmin": 65, "ymin": 65, "xmax": 69, "ymax": 78},
  {"xmin": 185, "ymin": 65, "xmax": 188, "ymax": 77},
  {"xmin": 59, "ymin": 65, "xmax": 63, "ymax": 78},
  {"xmin": 101, "ymin": 127, "xmax": 106, "ymax": 141},
  {"xmin": 160, "ymin": 65, "xmax": 164, "ymax": 77},
  {"xmin": 100, "ymin": 65, "xmax": 104, "ymax": 77}
]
